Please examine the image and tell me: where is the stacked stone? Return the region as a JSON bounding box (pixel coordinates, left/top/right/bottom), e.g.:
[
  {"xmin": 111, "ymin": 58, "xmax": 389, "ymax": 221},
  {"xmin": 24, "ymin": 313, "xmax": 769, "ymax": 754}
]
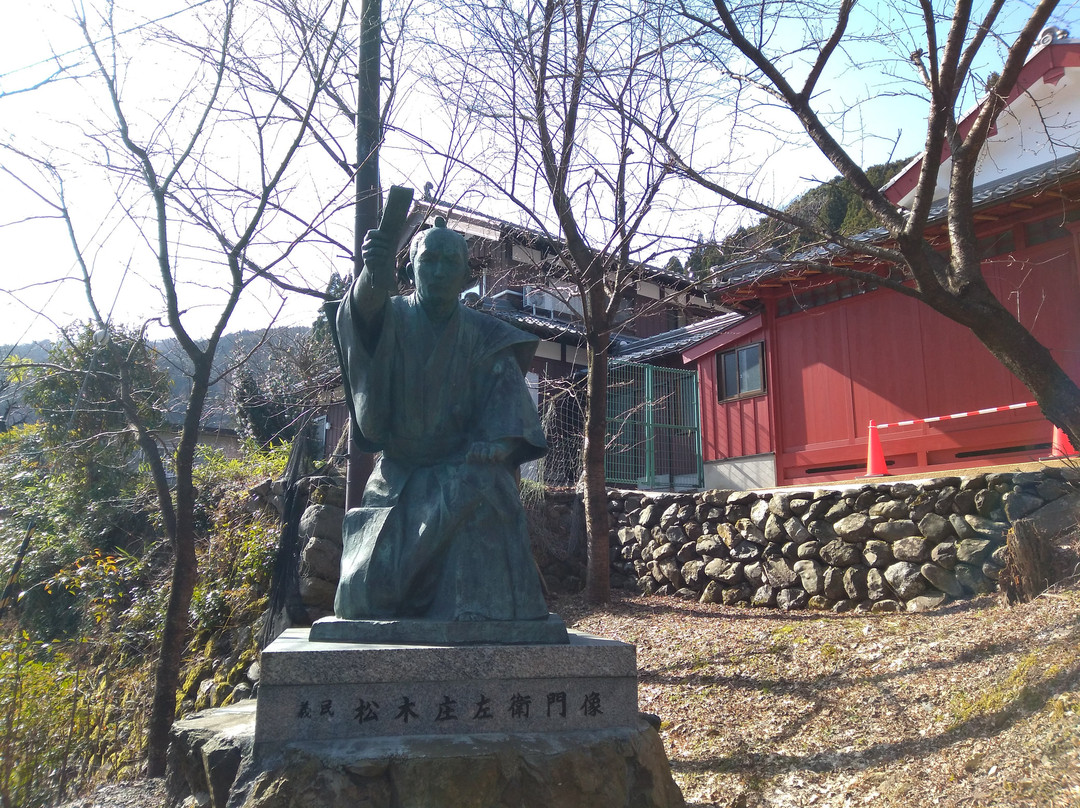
[
  {"xmin": 525, "ymin": 491, "xmax": 589, "ymax": 593},
  {"xmin": 297, "ymin": 477, "xmax": 346, "ymax": 621},
  {"xmin": 609, "ymin": 470, "xmax": 1077, "ymax": 613}
]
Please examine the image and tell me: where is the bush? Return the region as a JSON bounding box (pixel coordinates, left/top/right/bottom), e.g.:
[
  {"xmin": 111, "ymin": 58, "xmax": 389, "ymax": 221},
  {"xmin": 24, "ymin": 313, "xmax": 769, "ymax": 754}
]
[
  {"xmin": 0, "ymin": 438, "xmax": 294, "ymax": 801},
  {"xmin": 0, "ymin": 629, "xmax": 151, "ymax": 807}
]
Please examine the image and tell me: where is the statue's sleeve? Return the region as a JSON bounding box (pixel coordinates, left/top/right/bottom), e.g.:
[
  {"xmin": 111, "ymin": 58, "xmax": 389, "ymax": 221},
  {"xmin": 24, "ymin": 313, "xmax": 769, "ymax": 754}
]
[
  {"xmin": 329, "ymin": 282, "xmax": 400, "ymax": 452},
  {"xmin": 475, "ymin": 345, "xmax": 548, "ymax": 466}
]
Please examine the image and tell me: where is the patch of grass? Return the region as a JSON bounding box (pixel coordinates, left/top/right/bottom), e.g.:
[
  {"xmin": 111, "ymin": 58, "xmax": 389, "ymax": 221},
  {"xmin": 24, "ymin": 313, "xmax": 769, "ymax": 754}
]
[
  {"xmin": 819, "ymin": 642, "xmax": 841, "ymax": 660},
  {"xmin": 948, "ymin": 653, "xmax": 1040, "ymax": 726},
  {"xmin": 766, "ymin": 624, "xmax": 796, "ymax": 655},
  {"xmin": 1050, "ymin": 692, "xmax": 1080, "ymax": 720}
]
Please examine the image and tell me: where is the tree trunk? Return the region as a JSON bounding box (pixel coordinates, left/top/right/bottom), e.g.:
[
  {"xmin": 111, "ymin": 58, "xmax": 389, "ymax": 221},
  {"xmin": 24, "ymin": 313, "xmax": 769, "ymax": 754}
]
[
  {"xmin": 924, "ymin": 281, "xmax": 1080, "ymax": 448},
  {"xmin": 145, "ymin": 374, "xmax": 209, "ymax": 775},
  {"xmin": 145, "ymin": 517, "xmax": 197, "ymax": 776},
  {"xmin": 583, "ymin": 337, "xmax": 611, "ymax": 604},
  {"xmin": 1000, "ymin": 519, "xmax": 1054, "ymax": 604},
  {"xmin": 968, "ymin": 310, "xmax": 1080, "ymax": 450}
]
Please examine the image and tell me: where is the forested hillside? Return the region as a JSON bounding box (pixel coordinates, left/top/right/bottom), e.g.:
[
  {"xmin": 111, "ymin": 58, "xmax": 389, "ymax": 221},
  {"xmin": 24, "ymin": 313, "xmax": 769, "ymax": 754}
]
[{"xmin": 683, "ymin": 158, "xmax": 911, "ymax": 277}]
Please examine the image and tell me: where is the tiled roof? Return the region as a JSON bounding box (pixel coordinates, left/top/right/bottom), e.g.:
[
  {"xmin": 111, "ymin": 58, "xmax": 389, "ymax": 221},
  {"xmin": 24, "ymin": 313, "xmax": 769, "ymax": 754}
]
[
  {"xmin": 930, "ymin": 151, "xmax": 1080, "ymax": 216},
  {"xmin": 481, "ymin": 305, "xmax": 590, "ymax": 340},
  {"xmin": 613, "ymin": 312, "xmax": 747, "ymax": 362},
  {"xmin": 419, "ymin": 198, "xmax": 703, "ymax": 290},
  {"xmin": 706, "ymin": 152, "xmax": 1080, "ymax": 295},
  {"xmin": 478, "ymin": 303, "xmax": 744, "ymax": 362}
]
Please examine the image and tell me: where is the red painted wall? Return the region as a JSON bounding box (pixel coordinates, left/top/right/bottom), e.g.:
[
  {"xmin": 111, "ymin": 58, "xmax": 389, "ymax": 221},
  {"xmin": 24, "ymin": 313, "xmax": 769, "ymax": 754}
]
[
  {"xmin": 697, "ymin": 327, "xmax": 773, "ymax": 460},
  {"xmin": 696, "ymin": 233, "xmax": 1080, "ymax": 484}
]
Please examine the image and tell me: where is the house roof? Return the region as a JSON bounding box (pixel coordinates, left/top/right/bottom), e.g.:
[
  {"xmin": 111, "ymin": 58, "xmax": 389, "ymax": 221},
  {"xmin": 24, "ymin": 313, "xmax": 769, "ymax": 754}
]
[
  {"xmin": 706, "ymin": 151, "xmax": 1080, "ymax": 300},
  {"xmin": 413, "ymin": 198, "xmax": 704, "ymax": 290},
  {"xmin": 613, "ymin": 311, "xmax": 747, "ymax": 363},
  {"xmin": 480, "ymin": 304, "xmax": 591, "ymax": 341},
  {"xmin": 883, "ymin": 35, "xmax": 1080, "ymax": 205},
  {"xmin": 471, "ymin": 299, "xmax": 746, "ymax": 364}
]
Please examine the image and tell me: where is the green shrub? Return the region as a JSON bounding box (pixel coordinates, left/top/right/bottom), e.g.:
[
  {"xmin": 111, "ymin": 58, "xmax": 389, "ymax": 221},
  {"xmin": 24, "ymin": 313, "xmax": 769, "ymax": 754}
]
[
  {"xmin": 0, "ymin": 629, "xmax": 149, "ymax": 807},
  {"xmin": 0, "ymin": 435, "xmax": 294, "ymax": 800}
]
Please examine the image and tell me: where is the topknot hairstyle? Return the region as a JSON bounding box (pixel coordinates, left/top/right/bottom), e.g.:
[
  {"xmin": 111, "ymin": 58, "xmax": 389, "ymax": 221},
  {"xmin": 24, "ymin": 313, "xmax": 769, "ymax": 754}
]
[{"xmin": 408, "ymin": 216, "xmax": 470, "ymax": 269}]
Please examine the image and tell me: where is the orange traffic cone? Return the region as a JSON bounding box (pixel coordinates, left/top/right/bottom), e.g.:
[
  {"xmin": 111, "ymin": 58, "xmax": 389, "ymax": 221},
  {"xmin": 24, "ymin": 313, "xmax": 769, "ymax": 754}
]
[
  {"xmin": 1050, "ymin": 426, "xmax": 1078, "ymax": 458},
  {"xmin": 863, "ymin": 420, "xmax": 889, "ymax": 476}
]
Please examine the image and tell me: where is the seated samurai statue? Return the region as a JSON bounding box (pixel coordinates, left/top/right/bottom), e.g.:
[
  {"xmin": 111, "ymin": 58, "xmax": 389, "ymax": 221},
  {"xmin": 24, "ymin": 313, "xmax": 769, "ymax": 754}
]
[{"xmin": 326, "ymin": 217, "xmax": 552, "ymax": 626}]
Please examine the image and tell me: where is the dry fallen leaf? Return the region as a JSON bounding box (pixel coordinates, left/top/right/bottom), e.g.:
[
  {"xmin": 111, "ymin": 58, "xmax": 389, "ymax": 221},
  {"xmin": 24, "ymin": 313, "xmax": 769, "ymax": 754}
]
[{"xmin": 554, "ymin": 579, "xmax": 1080, "ymax": 808}]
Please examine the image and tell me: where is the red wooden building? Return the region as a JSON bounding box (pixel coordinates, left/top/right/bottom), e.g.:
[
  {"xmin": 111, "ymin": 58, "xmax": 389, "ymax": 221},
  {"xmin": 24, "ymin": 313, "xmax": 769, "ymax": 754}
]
[{"xmin": 680, "ymin": 35, "xmax": 1080, "ymax": 489}]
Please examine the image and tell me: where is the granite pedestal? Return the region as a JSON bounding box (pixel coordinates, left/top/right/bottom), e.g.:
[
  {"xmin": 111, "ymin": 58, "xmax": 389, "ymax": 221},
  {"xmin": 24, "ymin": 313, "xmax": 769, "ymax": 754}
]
[
  {"xmin": 254, "ymin": 629, "xmax": 637, "ymax": 746},
  {"xmin": 170, "ymin": 704, "xmax": 687, "ymax": 808},
  {"xmin": 308, "ymin": 613, "xmax": 569, "ymax": 645}
]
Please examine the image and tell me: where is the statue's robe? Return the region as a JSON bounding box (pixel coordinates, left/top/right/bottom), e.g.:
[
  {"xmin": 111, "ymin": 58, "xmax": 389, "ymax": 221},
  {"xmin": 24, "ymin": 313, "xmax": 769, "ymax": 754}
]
[{"xmin": 328, "ymin": 289, "xmax": 549, "ymax": 621}]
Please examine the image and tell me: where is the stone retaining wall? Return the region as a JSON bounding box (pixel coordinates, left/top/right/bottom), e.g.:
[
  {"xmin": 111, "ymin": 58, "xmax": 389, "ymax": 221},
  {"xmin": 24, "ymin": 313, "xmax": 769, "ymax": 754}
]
[
  {"xmin": 292, "ymin": 468, "xmax": 1078, "ymax": 617},
  {"xmin": 607, "ymin": 469, "xmax": 1079, "ymax": 612}
]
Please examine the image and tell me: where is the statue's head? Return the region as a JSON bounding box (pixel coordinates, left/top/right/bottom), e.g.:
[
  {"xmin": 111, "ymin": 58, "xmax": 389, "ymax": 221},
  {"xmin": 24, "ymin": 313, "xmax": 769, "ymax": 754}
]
[{"xmin": 406, "ymin": 217, "xmax": 472, "ymax": 311}]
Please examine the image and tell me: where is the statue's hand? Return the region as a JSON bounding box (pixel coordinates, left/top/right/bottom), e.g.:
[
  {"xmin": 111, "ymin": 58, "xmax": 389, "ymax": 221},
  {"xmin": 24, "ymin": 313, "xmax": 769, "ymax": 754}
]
[
  {"xmin": 361, "ymin": 228, "xmax": 396, "ymax": 291},
  {"xmin": 467, "ymin": 439, "xmax": 514, "ymax": 465}
]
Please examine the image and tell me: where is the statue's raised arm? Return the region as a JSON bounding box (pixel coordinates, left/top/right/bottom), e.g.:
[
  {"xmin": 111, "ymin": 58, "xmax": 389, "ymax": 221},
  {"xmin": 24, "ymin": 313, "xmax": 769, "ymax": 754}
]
[{"xmin": 350, "ymin": 228, "xmax": 395, "ymax": 342}]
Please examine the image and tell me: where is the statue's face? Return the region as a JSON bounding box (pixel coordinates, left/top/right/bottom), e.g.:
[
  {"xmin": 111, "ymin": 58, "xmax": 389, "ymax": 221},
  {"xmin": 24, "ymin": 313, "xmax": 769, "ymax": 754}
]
[{"xmin": 412, "ymin": 229, "xmax": 470, "ymax": 309}]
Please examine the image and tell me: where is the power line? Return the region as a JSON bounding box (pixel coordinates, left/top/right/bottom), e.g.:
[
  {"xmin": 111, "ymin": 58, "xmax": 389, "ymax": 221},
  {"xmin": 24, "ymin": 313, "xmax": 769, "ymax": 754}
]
[{"xmin": 0, "ymin": 0, "xmax": 215, "ymax": 82}]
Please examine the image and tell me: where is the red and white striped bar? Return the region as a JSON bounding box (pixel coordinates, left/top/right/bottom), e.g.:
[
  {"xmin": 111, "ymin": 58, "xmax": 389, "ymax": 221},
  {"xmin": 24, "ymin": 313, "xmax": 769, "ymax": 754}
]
[{"xmin": 874, "ymin": 401, "xmax": 1037, "ymax": 431}]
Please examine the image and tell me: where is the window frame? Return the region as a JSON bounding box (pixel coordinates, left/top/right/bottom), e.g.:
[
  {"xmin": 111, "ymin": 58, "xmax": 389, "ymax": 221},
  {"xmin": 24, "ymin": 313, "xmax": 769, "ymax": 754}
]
[{"xmin": 717, "ymin": 341, "xmax": 766, "ymax": 402}]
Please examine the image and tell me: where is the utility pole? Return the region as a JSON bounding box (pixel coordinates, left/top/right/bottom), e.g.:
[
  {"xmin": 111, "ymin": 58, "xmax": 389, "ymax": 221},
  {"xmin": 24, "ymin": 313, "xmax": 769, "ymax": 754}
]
[{"xmin": 347, "ymin": 0, "xmax": 382, "ymax": 509}]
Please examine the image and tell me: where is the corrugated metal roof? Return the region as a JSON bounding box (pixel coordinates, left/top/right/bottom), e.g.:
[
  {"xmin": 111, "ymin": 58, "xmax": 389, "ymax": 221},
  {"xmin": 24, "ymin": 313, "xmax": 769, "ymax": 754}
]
[{"xmin": 613, "ymin": 311, "xmax": 747, "ymax": 362}]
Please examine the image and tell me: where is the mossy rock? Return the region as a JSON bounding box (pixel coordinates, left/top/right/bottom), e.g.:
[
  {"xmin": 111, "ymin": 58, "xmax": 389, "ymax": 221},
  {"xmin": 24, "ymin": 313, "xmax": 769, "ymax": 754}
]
[
  {"xmin": 227, "ymin": 649, "xmax": 257, "ymax": 686},
  {"xmin": 181, "ymin": 659, "xmax": 215, "ymax": 701}
]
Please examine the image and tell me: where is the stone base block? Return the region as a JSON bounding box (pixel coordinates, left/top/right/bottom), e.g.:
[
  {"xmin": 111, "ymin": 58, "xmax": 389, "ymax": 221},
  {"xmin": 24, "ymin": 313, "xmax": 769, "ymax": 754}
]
[
  {"xmin": 168, "ymin": 703, "xmax": 686, "ymax": 808},
  {"xmin": 309, "ymin": 613, "xmax": 569, "ymax": 645},
  {"xmin": 255, "ymin": 629, "xmax": 637, "ymax": 744}
]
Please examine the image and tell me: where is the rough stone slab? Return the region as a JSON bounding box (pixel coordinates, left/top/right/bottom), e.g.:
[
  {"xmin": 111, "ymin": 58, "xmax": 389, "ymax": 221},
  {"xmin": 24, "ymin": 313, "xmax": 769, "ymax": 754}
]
[
  {"xmin": 255, "ymin": 630, "xmax": 637, "ymax": 744},
  {"xmin": 169, "ymin": 705, "xmax": 685, "ymax": 808},
  {"xmin": 166, "ymin": 703, "xmax": 255, "ymax": 808},
  {"xmin": 309, "ymin": 613, "xmax": 569, "ymax": 645}
]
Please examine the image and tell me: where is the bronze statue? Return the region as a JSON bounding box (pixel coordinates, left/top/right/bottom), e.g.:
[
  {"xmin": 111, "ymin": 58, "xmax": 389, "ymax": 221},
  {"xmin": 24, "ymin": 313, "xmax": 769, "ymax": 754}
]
[{"xmin": 324, "ymin": 217, "xmax": 555, "ymax": 631}]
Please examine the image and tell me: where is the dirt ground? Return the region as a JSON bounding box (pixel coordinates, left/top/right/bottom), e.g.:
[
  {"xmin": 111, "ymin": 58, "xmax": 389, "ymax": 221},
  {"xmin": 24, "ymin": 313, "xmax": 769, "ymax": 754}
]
[
  {"xmin": 61, "ymin": 457, "xmax": 1080, "ymax": 807},
  {"xmin": 557, "ymin": 580, "xmax": 1080, "ymax": 808},
  {"xmin": 62, "ymin": 580, "xmax": 1079, "ymax": 808}
]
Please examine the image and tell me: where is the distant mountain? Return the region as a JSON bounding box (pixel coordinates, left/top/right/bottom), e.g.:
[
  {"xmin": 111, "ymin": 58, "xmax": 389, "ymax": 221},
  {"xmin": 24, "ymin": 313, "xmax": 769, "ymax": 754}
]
[
  {"xmin": 0, "ymin": 340, "xmax": 51, "ymax": 364},
  {"xmin": 2, "ymin": 326, "xmax": 310, "ymax": 433},
  {"xmin": 154, "ymin": 327, "xmax": 309, "ymax": 430}
]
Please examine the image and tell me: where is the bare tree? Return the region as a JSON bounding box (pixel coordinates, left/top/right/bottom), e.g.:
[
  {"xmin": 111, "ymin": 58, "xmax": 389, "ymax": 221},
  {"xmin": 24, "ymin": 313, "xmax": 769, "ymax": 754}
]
[
  {"xmin": 1, "ymin": 0, "xmax": 351, "ymax": 773},
  {"xmin": 413, "ymin": 0, "xmax": 710, "ymax": 602},
  {"xmin": 639, "ymin": 0, "xmax": 1080, "ymax": 445}
]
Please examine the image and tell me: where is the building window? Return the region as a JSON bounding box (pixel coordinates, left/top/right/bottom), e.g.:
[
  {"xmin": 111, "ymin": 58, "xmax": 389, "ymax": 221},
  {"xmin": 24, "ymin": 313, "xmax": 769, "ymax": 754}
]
[
  {"xmin": 1024, "ymin": 214, "xmax": 1070, "ymax": 247},
  {"xmin": 1019, "ymin": 208, "xmax": 1080, "ymax": 246},
  {"xmin": 666, "ymin": 306, "xmax": 687, "ymax": 331},
  {"xmin": 718, "ymin": 343, "xmax": 765, "ymax": 401}
]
